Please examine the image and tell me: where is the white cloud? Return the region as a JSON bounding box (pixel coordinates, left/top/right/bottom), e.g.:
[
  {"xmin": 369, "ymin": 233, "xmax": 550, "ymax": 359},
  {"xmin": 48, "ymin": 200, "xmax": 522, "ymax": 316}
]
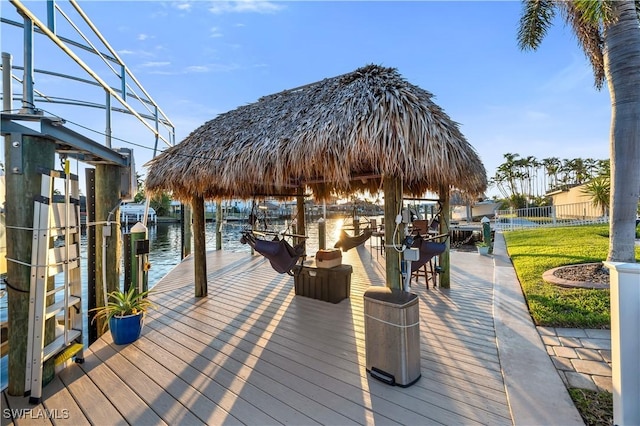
[
  {"xmin": 140, "ymin": 61, "xmax": 171, "ymax": 68},
  {"xmin": 539, "ymin": 55, "xmax": 593, "ymax": 93},
  {"xmin": 174, "ymin": 2, "xmax": 192, "ymax": 11},
  {"xmin": 184, "ymin": 63, "xmax": 241, "ymax": 73},
  {"xmin": 118, "ymin": 49, "xmax": 136, "ymax": 55},
  {"xmin": 142, "ymin": 63, "xmax": 241, "ymax": 76},
  {"xmin": 210, "ymin": 27, "xmax": 223, "ymax": 38},
  {"xmin": 138, "ymin": 34, "xmax": 150, "ymax": 41},
  {"xmin": 185, "ymin": 65, "xmax": 210, "ymax": 73},
  {"xmin": 208, "ymin": 1, "xmax": 284, "ymax": 15}
]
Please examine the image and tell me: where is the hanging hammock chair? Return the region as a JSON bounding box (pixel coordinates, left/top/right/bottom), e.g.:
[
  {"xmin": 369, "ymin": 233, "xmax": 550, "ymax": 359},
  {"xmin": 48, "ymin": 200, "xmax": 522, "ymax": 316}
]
[
  {"xmin": 241, "ymin": 231, "xmax": 305, "ymax": 275},
  {"xmin": 410, "ymin": 235, "xmax": 447, "ymax": 273},
  {"xmin": 333, "ymin": 228, "xmax": 373, "ymax": 252}
]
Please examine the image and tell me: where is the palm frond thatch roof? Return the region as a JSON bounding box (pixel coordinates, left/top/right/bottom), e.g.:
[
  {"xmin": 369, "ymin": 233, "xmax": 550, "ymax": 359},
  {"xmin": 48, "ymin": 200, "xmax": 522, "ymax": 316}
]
[{"xmin": 145, "ymin": 64, "xmax": 487, "ymax": 201}]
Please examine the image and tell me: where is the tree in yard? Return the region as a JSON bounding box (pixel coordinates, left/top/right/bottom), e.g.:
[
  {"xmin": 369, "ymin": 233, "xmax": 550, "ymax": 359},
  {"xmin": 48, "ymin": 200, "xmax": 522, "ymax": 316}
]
[
  {"xmin": 581, "ymin": 175, "xmax": 610, "ymax": 216},
  {"xmin": 518, "ymin": 0, "xmax": 640, "ymax": 262}
]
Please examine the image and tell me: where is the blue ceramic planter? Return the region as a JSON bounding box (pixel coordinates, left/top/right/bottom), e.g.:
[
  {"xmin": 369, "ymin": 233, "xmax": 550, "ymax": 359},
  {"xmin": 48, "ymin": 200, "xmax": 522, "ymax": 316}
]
[{"xmin": 109, "ymin": 313, "xmax": 144, "ymax": 345}]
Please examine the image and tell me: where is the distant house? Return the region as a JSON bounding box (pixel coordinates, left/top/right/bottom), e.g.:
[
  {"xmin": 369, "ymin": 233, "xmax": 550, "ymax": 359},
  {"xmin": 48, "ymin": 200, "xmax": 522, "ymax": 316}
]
[{"xmin": 546, "ymin": 184, "xmax": 602, "ymax": 219}]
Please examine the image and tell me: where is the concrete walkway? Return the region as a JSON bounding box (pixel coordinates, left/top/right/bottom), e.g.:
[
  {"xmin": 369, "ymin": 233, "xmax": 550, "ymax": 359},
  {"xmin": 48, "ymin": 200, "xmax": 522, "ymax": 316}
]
[{"xmin": 492, "ymin": 233, "xmax": 585, "ymax": 425}]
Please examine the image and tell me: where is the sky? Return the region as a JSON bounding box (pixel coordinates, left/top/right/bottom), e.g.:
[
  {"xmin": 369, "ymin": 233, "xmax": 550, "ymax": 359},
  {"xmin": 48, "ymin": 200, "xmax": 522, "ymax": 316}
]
[{"xmin": 1, "ymin": 0, "xmax": 612, "ymax": 198}]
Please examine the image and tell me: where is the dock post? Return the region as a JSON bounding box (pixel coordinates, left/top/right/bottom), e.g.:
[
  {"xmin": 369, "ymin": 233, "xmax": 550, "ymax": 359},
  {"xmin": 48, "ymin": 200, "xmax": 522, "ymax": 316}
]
[
  {"xmin": 181, "ymin": 203, "xmax": 192, "ymax": 259},
  {"xmin": 5, "ymin": 134, "xmax": 55, "ymax": 396},
  {"xmin": 318, "ymin": 218, "xmax": 326, "ymax": 250},
  {"xmin": 439, "ymin": 187, "xmax": 451, "ymax": 288},
  {"xmin": 124, "ymin": 222, "xmax": 149, "ymax": 294},
  {"xmin": 383, "ymin": 176, "xmax": 402, "ymax": 290},
  {"xmin": 94, "ymin": 164, "xmax": 122, "ymax": 335},
  {"xmin": 296, "ymin": 189, "xmax": 306, "ymax": 251},
  {"xmin": 192, "ymin": 195, "xmax": 207, "ymax": 297},
  {"xmin": 216, "ymin": 200, "xmax": 222, "ymax": 250}
]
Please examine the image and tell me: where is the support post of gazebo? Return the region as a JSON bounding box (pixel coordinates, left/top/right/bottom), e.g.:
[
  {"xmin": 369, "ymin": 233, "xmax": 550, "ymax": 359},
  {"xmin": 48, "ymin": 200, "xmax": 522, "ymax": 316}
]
[
  {"xmin": 383, "ymin": 175, "xmax": 402, "ymax": 290},
  {"xmin": 439, "ymin": 186, "xmax": 451, "ymax": 288},
  {"xmin": 296, "ymin": 188, "xmax": 306, "ymax": 250},
  {"xmin": 215, "ymin": 200, "xmax": 222, "ymax": 250},
  {"xmin": 192, "ymin": 195, "xmax": 207, "ymax": 297},
  {"xmin": 181, "ymin": 203, "xmax": 192, "ymax": 259}
]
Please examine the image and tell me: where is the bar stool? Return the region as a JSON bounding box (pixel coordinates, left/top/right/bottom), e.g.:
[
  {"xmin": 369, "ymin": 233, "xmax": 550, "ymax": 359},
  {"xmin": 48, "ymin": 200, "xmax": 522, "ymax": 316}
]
[
  {"xmin": 412, "ymin": 257, "xmax": 438, "ymax": 288},
  {"xmin": 369, "ymin": 218, "xmax": 385, "ymax": 258}
]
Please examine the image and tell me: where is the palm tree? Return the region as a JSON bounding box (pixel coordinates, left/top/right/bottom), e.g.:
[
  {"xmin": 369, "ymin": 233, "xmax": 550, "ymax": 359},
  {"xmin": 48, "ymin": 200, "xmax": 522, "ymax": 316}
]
[
  {"xmin": 541, "ymin": 157, "xmax": 561, "ymax": 191},
  {"xmin": 519, "ymin": 0, "xmax": 640, "ymax": 262},
  {"xmin": 582, "ymin": 176, "xmax": 610, "ymax": 217}
]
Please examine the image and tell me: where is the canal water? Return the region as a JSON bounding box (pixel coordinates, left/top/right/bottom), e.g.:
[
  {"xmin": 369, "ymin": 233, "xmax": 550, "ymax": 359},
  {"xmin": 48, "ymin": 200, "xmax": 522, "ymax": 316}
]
[{"xmin": 0, "ymin": 217, "xmax": 354, "ymax": 390}]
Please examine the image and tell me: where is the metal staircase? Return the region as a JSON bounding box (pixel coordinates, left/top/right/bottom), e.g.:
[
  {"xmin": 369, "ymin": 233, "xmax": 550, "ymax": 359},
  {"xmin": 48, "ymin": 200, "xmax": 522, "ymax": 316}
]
[{"xmin": 25, "ymin": 164, "xmax": 83, "ymax": 404}]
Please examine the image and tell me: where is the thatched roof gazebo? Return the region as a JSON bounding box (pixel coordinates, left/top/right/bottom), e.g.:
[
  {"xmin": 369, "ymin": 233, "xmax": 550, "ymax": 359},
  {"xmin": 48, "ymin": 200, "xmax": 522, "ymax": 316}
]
[{"xmin": 145, "ymin": 64, "xmax": 487, "ymax": 295}]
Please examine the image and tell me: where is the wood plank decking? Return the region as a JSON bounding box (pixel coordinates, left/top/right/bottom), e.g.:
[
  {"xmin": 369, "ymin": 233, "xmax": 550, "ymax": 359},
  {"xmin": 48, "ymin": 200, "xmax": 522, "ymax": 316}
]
[{"xmin": 3, "ymin": 245, "xmax": 512, "ymax": 425}]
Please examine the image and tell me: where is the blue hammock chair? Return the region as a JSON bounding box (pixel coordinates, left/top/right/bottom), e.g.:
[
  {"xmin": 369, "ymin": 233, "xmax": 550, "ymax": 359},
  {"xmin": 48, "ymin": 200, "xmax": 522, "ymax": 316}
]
[
  {"xmin": 241, "ymin": 231, "xmax": 305, "ymax": 275},
  {"xmin": 410, "ymin": 236, "xmax": 446, "ymax": 274}
]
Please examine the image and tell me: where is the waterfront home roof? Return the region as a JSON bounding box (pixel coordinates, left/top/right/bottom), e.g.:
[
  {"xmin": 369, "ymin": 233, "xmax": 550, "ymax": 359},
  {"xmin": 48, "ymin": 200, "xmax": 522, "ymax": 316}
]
[{"xmin": 145, "ymin": 64, "xmax": 487, "ymax": 201}]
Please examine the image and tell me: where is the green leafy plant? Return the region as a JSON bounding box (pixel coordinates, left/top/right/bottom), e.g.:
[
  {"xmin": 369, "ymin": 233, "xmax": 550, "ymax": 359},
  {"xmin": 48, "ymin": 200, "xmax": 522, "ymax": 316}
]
[
  {"xmin": 581, "ymin": 176, "xmax": 610, "ymax": 217},
  {"xmin": 475, "ymin": 241, "xmax": 490, "ymax": 247},
  {"xmin": 91, "ymin": 287, "xmax": 156, "ymax": 332}
]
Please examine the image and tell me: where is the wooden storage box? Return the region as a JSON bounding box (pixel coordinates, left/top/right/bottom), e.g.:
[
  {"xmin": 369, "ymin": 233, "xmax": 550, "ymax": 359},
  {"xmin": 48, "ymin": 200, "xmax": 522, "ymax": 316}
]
[
  {"xmin": 315, "ymin": 249, "xmax": 342, "ymax": 268},
  {"xmin": 292, "ymin": 263, "xmax": 353, "ymax": 303}
]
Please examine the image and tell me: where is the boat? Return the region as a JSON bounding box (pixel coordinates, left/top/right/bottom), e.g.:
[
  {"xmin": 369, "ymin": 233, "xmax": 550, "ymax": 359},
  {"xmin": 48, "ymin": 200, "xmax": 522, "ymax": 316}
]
[
  {"xmin": 451, "ymin": 200, "xmax": 501, "ymax": 221},
  {"xmin": 120, "ymin": 202, "xmax": 157, "ymax": 224}
]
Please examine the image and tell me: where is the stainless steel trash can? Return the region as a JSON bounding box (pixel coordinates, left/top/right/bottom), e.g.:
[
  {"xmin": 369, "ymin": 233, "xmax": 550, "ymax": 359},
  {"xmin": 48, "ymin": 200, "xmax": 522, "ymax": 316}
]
[{"xmin": 363, "ymin": 286, "xmax": 421, "ymax": 387}]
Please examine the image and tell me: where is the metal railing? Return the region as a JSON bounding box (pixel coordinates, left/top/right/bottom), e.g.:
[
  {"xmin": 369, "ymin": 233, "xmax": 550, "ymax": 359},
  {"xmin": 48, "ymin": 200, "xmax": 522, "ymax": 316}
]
[
  {"xmin": 494, "ymin": 201, "xmax": 608, "ymax": 231},
  {"xmin": 1, "ymin": 0, "xmax": 174, "ymax": 154}
]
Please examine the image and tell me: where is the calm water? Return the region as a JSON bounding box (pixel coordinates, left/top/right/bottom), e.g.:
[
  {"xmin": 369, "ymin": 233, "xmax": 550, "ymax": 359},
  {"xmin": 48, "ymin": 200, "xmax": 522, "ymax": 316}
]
[{"xmin": 0, "ymin": 217, "xmax": 353, "ymax": 390}]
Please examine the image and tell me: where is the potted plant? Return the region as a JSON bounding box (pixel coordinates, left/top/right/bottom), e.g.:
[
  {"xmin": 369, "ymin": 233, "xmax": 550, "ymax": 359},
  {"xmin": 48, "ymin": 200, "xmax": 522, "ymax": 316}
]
[
  {"xmin": 91, "ymin": 286, "xmax": 156, "ymax": 345},
  {"xmin": 475, "ymin": 241, "xmax": 491, "ymax": 256}
]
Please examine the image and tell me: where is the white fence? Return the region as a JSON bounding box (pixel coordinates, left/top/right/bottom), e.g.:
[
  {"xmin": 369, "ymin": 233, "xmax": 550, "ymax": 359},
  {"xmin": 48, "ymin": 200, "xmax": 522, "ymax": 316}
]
[{"xmin": 494, "ymin": 201, "xmax": 607, "ymax": 231}]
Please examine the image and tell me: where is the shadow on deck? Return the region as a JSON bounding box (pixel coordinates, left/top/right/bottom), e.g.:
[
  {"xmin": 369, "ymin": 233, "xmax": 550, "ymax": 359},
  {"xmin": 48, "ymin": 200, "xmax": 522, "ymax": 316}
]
[{"xmin": 2, "ymin": 239, "xmax": 580, "ymax": 425}]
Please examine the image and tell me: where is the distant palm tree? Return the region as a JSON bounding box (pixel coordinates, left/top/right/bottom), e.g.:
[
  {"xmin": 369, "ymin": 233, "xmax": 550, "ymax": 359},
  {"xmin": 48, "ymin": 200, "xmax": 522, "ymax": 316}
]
[
  {"xmin": 518, "ymin": 0, "xmax": 640, "ymax": 262},
  {"xmin": 541, "ymin": 157, "xmax": 561, "ymax": 191}
]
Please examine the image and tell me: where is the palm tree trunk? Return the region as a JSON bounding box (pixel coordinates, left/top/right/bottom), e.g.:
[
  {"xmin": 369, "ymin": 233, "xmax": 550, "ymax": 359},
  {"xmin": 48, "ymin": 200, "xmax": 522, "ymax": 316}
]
[{"xmin": 604, "ymin": 0, "xmax": 640, "ymax": 262}]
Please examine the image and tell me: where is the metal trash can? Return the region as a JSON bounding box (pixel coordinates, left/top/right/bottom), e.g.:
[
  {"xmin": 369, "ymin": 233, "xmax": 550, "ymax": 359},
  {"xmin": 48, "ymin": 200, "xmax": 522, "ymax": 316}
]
[{"xmin": 363, "ymin": 286, "xmax": 421, "ymax": 387}]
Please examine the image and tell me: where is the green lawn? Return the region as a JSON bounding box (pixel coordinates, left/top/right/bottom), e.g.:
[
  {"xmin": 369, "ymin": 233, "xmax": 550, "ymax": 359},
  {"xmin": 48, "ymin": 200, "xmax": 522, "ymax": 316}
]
[
  {"xmin": 502, "ymin": 224, "xmax": 640, "ymax": 425},
  {"xmin": 502, "ymin": 224, "xmax": 640, "ymax": 328}
]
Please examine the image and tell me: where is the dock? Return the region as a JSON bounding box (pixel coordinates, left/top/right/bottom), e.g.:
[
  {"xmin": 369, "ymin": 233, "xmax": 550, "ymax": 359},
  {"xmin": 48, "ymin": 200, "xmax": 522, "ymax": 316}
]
[{"xmin": 2, "ymin": 235, "xmax": 582, "ymax": 425}]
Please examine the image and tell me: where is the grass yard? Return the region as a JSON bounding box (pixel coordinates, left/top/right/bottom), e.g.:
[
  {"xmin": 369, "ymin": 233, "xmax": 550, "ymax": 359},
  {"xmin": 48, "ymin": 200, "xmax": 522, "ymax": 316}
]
[
  {"xmin": 503, "ymin": 224, "xmax": 639, "ymax": 425},
  {"xmin": 502, "ymin": 224, "xmax": 640, "ymax": 328}
]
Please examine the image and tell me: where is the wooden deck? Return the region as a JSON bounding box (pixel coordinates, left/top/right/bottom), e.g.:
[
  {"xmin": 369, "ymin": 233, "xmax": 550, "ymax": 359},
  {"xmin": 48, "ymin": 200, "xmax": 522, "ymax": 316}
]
[{"xmin": 3, "ymin": 245, "xmax": 512, "ymax": 425}]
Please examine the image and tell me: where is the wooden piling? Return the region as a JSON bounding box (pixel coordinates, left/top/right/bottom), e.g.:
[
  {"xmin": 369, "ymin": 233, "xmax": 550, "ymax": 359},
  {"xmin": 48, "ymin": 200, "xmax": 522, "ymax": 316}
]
[
  {"xmin": 5, "ymin": 134, "xmax": 55, "ymax": 395},
  {"xmin": 439, "ymin": 186, "xmax": 451, "ymax": 288},
  {"xmin": 216, "ymin": 200, "xmax": 222, "ymax": 250},
  {"xmin": 192, "ymin": 195, "xmax": 207, "ymax": 297},
  {"xmin": 94, "ymin": 164, "xmax": 122, "ymax": 335},
  {"xmin": 181, "ymin": 203, "xmax": 192, "ymax": 259},
  {"xmin": 384, "ymin": 176, "xmax": 402, "ymax": 290},
  {"xmin": 296, "ymin": 190, "xmax": 306, "ymax": 251}
]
